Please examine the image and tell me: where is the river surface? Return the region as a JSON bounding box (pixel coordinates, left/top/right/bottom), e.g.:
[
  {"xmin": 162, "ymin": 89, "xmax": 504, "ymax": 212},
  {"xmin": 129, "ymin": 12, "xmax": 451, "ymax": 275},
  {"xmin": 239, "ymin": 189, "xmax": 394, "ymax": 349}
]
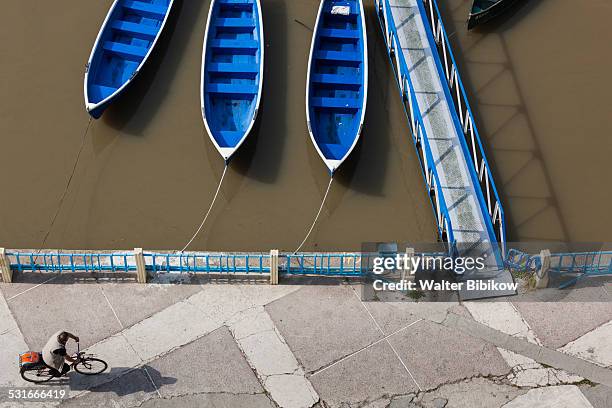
[
  {"xmin": 0, "ymin": 0, "xmax": 610, "ymax": 251},
  {"xmin": 439, "ymin": 0, "xmax": 612, "ymax": 242}
]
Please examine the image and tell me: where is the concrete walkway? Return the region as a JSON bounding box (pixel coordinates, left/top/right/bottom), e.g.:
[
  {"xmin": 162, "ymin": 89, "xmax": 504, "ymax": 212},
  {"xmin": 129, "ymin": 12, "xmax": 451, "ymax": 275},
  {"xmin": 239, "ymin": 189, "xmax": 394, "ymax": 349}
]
[{"xmin": 1, "ymin": 279, "xmax": 610, "ymax": 407}]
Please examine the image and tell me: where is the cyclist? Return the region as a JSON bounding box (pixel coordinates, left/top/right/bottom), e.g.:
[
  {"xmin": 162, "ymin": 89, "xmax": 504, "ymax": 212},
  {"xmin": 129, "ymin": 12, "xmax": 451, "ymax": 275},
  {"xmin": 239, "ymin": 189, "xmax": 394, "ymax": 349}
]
[{"xmin": 42, "ymin": 330, "xmax": 79, "ymax": 377}]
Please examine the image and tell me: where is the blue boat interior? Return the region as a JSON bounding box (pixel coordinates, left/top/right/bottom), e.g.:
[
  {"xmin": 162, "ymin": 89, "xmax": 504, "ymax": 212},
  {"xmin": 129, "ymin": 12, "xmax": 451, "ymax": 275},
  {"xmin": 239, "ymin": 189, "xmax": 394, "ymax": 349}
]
[
  {"xmin": 87, "ymin": 0, "xmax": 171, "ymax": 105},
  {"xmin": 308, "ymin": 0, "xmax": 365, "ymax": 161},
  {"xmin": 203, "ymin": 0, "xmax": 262, "ymax": 149}
]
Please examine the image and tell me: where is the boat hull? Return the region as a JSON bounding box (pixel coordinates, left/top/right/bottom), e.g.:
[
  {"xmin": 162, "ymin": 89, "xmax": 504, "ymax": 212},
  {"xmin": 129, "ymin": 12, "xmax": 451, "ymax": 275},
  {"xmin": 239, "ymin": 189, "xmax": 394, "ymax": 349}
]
[
  {"xmin": 84, "ymin": 0, "xmax": 174, "ymax": 118},
  {"xmin": 201, "ymin": 0, "xmax": 264, "ymax": 162},
  {"xmin": 468, "ymin": 0, "xmax": 520, "ymax": 30},
  {"xmin": 306, "ymin": 0, "xmax": 368, "ymax": 174}
]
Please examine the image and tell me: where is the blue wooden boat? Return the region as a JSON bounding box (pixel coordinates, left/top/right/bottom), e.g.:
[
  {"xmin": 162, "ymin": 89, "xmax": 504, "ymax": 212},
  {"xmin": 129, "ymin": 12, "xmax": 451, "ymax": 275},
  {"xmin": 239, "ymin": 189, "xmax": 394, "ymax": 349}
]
[
  {"xmin": 306, "ymin": 0, "xmax": 368, "ymax": 174},
  {"xmin": 201, "ymin": 0, "xmax": 264, "ymax": 162},
  {"xmin": 468, "ymin": 0, "xmax": 520, "ymax": 29},
  {"xmin": 84, "ymin": 0, "xmax": 174, "ymax": 119}
]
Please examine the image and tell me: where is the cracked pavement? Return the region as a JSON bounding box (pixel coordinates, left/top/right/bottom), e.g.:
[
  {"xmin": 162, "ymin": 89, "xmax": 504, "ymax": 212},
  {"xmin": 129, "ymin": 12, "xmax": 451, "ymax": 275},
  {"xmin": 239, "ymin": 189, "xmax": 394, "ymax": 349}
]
[{"xmin": 1, "ymin": 277, "xmax": 611, "ymax": 407}]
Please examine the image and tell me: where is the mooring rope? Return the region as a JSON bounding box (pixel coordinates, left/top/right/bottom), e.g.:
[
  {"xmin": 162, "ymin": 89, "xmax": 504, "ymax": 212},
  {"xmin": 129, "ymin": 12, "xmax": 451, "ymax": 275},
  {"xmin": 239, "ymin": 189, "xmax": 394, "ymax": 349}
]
[
  {"xmin": 35, "ymin": 117, "xmax": 93, "ymax": 262},
  {"xmin": 180, "ymin": 164, "xmax": 228, "ymax": 252},
  {"xmin": 294, "ymin": 176, "xmax": 334, "ymax": 254}
]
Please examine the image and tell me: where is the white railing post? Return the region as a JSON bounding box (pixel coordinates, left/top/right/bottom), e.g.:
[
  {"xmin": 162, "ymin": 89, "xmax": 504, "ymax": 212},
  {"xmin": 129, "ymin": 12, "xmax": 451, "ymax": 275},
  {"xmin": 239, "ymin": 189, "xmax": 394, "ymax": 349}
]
[
  {"xmin": 134, "ymin": 248, "xmax": 147, "ymax": 283},
  {"xmin": 536, "ymin": 249, "xmax": 551, "ymax": 288},
  {"xmin": 0, "ymin": 248, "xmax": 12, "ymax": 283},
  {"xmin": 401, "ymin": 248, "xmax": 415, "ymax": 291},
  {"xmin": 270, "ymin": 249, "xmax": 279, "ymax": 285}
]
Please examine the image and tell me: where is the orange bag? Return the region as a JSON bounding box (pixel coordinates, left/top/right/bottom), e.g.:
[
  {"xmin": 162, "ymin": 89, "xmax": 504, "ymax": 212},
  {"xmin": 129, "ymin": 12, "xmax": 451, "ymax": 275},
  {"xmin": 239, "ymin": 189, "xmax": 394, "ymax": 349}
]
[{"xmin": 19, "ymin": 351, "xmax": 41, "ymax": 367}]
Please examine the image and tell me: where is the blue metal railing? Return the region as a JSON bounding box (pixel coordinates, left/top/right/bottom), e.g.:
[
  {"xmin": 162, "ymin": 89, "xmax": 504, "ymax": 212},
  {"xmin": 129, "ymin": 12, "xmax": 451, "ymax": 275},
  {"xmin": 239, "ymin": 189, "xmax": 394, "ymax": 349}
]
[
  {"xmin": 3, "ymin": 250, "xmax": 449, "ymax": 278},
  {"xmin": 506, "ymin": 248, "xmax": 612, "ymax": 287},
  {"xmin": 505, "ymin": 248, "xmax": 541, "ymax": 272},
  {"xmin": 375, "ymin": 0, "xmax": 457, "ymax": 252},
  {"xmin": 145, "ymin": 252, "xmax": 270, "ymax": 274},
  {"xmin": 284, "ymin": 253, "xmax": 363, "ymax": 276},
  {"xmin": 4, "ymin": 251, "xmax": 365, "ymax": 277},
  {"xmin": 5, "ymin": 251, "xmax": 270, "ymax": 275},
  {"xmin": 421, "ymin": 0, "xmax": 507, "ymax": 255},
  {"xmin": 9, "ymin": 252, "xmax": 137, "ymax": 273}
]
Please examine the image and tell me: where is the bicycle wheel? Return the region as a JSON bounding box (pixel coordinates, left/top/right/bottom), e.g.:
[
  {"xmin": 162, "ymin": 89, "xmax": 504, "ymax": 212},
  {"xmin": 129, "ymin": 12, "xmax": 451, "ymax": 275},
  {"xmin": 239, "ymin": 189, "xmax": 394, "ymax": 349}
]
[
  {"xmin": 20, "ymin": 366, "xmax": 54, "ymax": 383},
  {"xmin": 74, "ymin": 357, "xmax": 107, "ymax": 375}
]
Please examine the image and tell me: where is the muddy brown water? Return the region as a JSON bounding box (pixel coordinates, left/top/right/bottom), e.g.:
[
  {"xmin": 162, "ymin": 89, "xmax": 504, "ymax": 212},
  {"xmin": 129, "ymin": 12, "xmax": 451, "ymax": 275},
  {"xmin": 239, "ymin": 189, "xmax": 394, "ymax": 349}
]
[
  {"xmin": 0, "ymin": 0, "xmax": 610, "ymax": 251},
  {"xmin": 440, "ymin": 0, "xmax": 612, "ymax": 242}
]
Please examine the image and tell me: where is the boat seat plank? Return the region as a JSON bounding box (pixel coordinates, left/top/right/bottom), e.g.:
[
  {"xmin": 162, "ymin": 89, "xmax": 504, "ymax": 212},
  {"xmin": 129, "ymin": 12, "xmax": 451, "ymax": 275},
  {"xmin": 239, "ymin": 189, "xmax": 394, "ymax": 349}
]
[
  {"xmin": 319, "ymin": 28, "xmax": 360, "ymax": 40},
  {"xmin": 210, "ymin": 39, "xmax": 259, "ymax": 50},
  {"xmin": 207, "ymin": 83, "xmax": 258, "ymax": 95},
  {"xmin": 315, "ymin": 50, "xmax": 361, "ymax": 63},
  {"xmin": 103, "ymin": 41, "xmax": 148, "ymax": 60},
  {"xmin": 111, "ymin": 20, "xmax": 158, "ymax": 39},
  {"xmin": 122, "ymin": 1, "xmax": 167, "ymax": 19},
  {"xmin": 207, "ymin": 63, "xmax": 259, "ymax": 74},
  {"xmin": 311, "ymin": 97, "xmax": 360, "ymax": 110},
  {"xmin": 312, "ymin": 73, "xmax": 361, "ymax": 87},
  {"xmin": 216, "ymin": 17, "xmax": 256, "ymax": 29}
]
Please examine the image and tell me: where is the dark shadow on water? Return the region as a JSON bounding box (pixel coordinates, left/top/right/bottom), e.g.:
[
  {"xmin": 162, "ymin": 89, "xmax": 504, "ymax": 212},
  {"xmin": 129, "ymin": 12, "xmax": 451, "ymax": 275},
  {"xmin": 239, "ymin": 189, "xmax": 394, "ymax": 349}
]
[
  {"xmin": 438, "ymin": 0, "xmax": 568, "ymax": 242},
  {"xmin": 102, "ymin": 0, "xmax": 203, "ymax": 134},
  {"xmin": 327, "ymin": 1, "xmax": 392, "ymax": 196},
  {"xmin": 230, "ymin": 0, "xmax": 288, "ymax": 183},
  {"xmin": 229, "ymin": 95, "xmax": 265, "ymax": 177}
]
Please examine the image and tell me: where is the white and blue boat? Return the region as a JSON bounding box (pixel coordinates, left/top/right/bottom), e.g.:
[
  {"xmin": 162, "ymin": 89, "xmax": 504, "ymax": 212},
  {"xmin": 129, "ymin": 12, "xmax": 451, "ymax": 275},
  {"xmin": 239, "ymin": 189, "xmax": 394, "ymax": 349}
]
[
  {"xmin": 84, "ymin": 0, "xmax": 175, "ymax": 119},
  {"xmin": 201, "ymin": 0, "xmax": 264, "ymax": 162},
  {"xmin": 306, "ymin": 0, "xmax": 368, "ymax": 174}
]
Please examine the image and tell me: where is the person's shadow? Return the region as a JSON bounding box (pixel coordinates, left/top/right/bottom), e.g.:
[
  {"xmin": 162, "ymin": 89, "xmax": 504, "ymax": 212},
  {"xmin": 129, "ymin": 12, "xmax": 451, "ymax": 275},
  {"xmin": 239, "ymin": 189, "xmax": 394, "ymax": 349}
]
[{"xmin": 51, "ymin": 365, "xmax": 176, "ymax": 397}]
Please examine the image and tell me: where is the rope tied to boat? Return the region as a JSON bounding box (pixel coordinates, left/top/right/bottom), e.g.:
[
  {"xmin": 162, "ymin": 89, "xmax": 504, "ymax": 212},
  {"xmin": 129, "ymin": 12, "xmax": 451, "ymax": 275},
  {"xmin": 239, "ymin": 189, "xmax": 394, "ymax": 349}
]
[
  {"xmin": 180, "ymin": 164, "xmax": 228, "ymax": 252},
  {"xmin": 35, "ymin": 116, "xmax": 93, "ymax": 263},
  {"xmin": 294, "ymin": 176, "xmax": 334, "ymax": 254}
]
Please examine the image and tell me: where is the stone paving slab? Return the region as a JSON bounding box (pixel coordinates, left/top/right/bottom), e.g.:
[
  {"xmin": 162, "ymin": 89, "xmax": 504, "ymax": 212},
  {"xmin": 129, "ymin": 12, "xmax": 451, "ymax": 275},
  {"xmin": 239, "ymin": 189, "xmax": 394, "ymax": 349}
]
[
  {"xmin": 502, "ymin": 385, "xmax": 593, "ymax": 408},
  {"xmin": 441, "ymin": 313, "xmax": 612, "ymax": 387},
  {"xmin": 512, "ymin": 302, "xmax": 612, "ymax": 349},
  {"xmin": 265, "ymin": 286, "xmax": 383, "ymax": 372},
  {"xmin": 463, "ymin": 301, "xmax": 585, "ymax": 387},
  {"xmin": 148, "ymin": 326, "xmax": 263, "ymax": 396},
  {"xmin": 98, "ymin": 283, "xmax": 202, "ymax": 330},
  {"xmin": 3, "ymin": 281, "xmax": 122, "ymax": 349},
  {"xmin": 358, "ymin": 300, "xmax": 426, "ymax": 335},
  {"xmin": 579, "ymin": 384, "xmax": 612, "ymax": 408},
  {"xmin": 0, "ymin": 402, "xmax": 59, "ymax": 408},
  {"xmin": 264, "ymin": 375, "xmax": 319, "ymax": 408},
  {"xmin": 416, "ymin": 377, "xmax": 525, "ymax": 408},
  {"xmin": 122, "ymin": 298, "xmax": 222, "ymax": 362},
  {"xmin": 388, "ymin": 319, "xmax": 510, "ymax": 390},
  {"xmin": 0, "ymin": 328, "xmax": 30, "ymax": 387},
  {"xmin": 0, "ymin": 291, "xmax": 36, "ymax": 387},
  {"xmin": 0, "ymin": 275, "xmax": 65, "ymax": 301},
  {"xmin": 560, "ymin": 321, "xmax": 612, "ymax": 367},
  {"xmin": 138, "ymin": 393, "xmax": 275, "ymax": 408},
  {"xmin": 229, "ymin": 306, "xmax": 319, "ymax": 408},
  {"xmin": 309, "ymin": 340, "xmax": 418, "ymax": 408}
]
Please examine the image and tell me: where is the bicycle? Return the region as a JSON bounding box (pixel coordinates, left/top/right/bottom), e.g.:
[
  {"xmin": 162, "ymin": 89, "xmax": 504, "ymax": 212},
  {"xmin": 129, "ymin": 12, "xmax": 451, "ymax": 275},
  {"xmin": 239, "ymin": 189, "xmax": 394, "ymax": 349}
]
[{"xmin": 19, "ymin": 343, "xmax": 108, "ymax": 384}]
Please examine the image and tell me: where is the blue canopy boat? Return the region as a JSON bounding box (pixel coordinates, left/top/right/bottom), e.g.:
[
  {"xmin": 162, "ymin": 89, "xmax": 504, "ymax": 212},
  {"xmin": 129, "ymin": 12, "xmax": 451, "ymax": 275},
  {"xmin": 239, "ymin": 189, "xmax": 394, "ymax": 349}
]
[
  {"xmin": 306, "ymin": 0, "xmax": 368, "ymax": 174},
  {"xmin": 84, "ymin": 0, "xmax": 174, "ymax": 119},
  {"xmin": 468, "ymin": 0, "xmax": 520, "ymax": 30},
  {"xmin": 201, "ymin": 0, "xmax": 264, "ymax": 162}
]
